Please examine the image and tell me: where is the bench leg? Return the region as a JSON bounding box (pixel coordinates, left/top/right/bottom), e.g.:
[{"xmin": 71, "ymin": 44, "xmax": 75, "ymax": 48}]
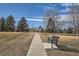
[{"xmin": 51, "ymin": 43, "xmax": 58, "ymax": 49}]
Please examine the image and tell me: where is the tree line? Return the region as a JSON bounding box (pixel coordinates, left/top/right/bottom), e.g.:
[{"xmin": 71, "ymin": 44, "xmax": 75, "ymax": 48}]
[
  {"xmin": 0, "ymin": 15, "xmax": 29, "ymax": 32},
  {"xmin": 44, "ymin": 3, "xmax": 79, "ymax": 34}
]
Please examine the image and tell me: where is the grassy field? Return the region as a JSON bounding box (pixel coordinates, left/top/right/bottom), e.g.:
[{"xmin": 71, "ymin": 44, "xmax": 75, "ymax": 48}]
[
  {"xmin": 41, "ymin": 33, "xmax": 79, "ymax": 56},
  {"xmin": 0, "ymin": 32, "xmax": 34, "ymax": 56}
]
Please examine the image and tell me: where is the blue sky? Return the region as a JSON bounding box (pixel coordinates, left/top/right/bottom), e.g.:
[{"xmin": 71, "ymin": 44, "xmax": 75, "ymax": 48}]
[
  {"xmin": 0, "ymin": 3, "xmax": 72, "ymax": 28},
  {"xmin": 0, "ymin": 3, "xmax": 71, "ymax": 19}
]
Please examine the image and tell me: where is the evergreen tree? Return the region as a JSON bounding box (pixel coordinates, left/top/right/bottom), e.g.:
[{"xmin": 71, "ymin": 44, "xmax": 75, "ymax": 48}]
[
  {"xmin": 17, "ymin": 17, "xmax": 29, "ymax": 32},
  {"xmin": 6, "ymin": 15, "xmax": 15, "ymax": 31},
  {"xmin": 0, "ymin": 17, "xmax": 6, "ymax": 31}
]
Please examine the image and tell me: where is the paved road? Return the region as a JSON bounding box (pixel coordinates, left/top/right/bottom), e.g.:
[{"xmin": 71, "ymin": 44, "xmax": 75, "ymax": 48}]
[{"xmin": 27, "ymin": 33, "xmax": 47, "ymax": 56}]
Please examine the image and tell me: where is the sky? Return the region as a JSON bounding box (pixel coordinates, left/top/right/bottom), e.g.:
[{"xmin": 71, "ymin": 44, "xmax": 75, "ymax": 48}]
[{"xmin": 0, "ymin": 3, "xmax": 72, "ymax": 28}]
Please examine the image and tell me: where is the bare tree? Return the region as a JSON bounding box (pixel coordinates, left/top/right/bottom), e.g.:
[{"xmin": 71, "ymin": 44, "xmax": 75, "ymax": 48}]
[
  {"xmin": 44, "ymin": 8, "xmax": 60, "ymax": 33},
  {"xmin": 68, "ymin": 3, "xmax": 79, "ymax": 35}
]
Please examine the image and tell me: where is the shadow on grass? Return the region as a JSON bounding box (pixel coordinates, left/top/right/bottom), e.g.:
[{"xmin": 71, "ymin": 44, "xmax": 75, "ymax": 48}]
[{"xmin": 57, "ymin": 45, "xmax": 79, "ymax": 53}]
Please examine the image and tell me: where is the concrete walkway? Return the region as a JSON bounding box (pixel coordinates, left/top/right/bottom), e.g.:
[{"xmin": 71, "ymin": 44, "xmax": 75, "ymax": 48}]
[{"xmin": 27, "ymin": 33, "xmax": 47, "ymax": 56}]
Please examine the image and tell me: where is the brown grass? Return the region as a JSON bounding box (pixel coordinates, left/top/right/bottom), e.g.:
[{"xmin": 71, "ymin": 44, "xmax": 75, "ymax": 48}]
[
  {"xmin": 41, "ymin": 33, "xmax": 79, "ymax": 56},
  {"xmin": 0, "ymin": 32, "xmax": 34, "ymax": 56}
]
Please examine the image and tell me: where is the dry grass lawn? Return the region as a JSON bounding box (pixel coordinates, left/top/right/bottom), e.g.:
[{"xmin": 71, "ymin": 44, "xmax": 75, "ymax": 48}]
[
  {"xmin": 0, "ymin": 32, "xmax": 34, "ymax": 56},
  {"xmin": 41, "ymin": 33, "xmax": 79, "ymax": 56}
]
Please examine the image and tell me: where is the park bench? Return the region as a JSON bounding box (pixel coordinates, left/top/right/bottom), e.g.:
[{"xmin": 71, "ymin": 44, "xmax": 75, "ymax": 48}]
[{"xmin": 48, "ymin": 35, "xmax": 59, "ymax": 48}]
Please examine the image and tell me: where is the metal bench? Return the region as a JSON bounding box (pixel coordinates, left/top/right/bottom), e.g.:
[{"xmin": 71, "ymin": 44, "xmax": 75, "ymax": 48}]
[{"xmin": 48, "ymin": 35, "xmax": 59, "ymax": 48}]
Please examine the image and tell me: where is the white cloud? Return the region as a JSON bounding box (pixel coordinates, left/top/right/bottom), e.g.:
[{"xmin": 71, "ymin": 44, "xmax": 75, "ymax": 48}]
[
  {"xmin": 32, "ymin": 16, "xmax": 43, "ymax": 19},
  {"xmin": 36, "ymin": 5, "xmax": 48, "ymax": 11},
  {"xmin": 27, "ymin": 18, "xmax": 43, "ymax": 21},
  {"xmin": 36, "ymin": 5, "xmax": 55, "ymax": 11},
  {"xmin": 61, "ymin": 8, "xmax": 70, "ymax": 12},
  {"xmin": 58, "ymin": 14, "xmax": 69, "ymax": 21},
  {"xmin": 61, "ymin": 3, "xmax": 72, "ymax": 7},
  {"xmin": 15, "ymin": 18, "xmax": 43, "ymax": 22}
]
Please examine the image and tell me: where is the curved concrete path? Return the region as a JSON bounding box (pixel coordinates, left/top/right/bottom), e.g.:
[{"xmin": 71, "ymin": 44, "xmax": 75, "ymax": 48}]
[{"xmin": 27, "ymin": 33, "xmax": 47, "ymax": 56}]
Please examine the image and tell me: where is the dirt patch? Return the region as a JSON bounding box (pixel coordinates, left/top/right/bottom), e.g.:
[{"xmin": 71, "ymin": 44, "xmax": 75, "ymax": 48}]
[{"xmin": 46, "ymin": 49, "xmax": 79, "ymax": 56}]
